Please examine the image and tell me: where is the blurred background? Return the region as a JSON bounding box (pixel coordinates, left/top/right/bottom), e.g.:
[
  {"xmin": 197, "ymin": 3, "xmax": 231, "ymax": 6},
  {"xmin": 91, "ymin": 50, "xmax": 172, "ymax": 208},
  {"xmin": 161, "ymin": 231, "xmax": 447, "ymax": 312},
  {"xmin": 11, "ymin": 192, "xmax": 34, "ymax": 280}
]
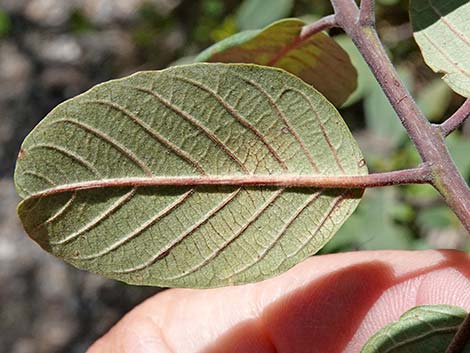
[{"xmin": 1, "ymin": 0, "xmax": 469, "ymax": 352}]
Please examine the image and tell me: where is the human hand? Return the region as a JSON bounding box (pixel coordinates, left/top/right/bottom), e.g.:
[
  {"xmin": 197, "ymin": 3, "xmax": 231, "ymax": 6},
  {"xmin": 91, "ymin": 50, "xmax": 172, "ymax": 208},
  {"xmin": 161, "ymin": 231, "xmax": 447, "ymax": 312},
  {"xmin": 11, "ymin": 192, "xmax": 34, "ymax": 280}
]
[{"xmin": 87, "ymin": 250, "xmax": 470, "ymax": 353}]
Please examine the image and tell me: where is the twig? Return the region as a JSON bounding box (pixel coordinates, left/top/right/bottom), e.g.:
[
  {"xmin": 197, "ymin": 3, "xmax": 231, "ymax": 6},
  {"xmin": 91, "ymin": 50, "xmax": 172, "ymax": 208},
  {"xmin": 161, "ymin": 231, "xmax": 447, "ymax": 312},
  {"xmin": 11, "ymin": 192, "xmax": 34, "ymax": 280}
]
[
  {"xmin": 328, "ymin": 1, "xmax": 470, "ymax": 352},
  {"xmin": 439, "ymin": 99, "xmax": 470, "ymax": 137},
  {"xmin": 269, "ymin": 15, "xmax": 338, "ymax": 66},
  {"xmin": 359, "ymin": 0, "xmax": 375, "ymax": 26},
  {"xmin": 23, "ymin": 166, "xmax": 432, "ymax": 199},
  {"xmin": 299, "ymin": 14, "xmax": 338, "ymax": 40},
  {"xmin": 331, "ymin": 0, "xmax": 359, "ymax": 20},
  {"xmin": 330, "ymin": 0, "xmax": 470, "ymax": 233},
  {"xmin": 446, "ymin": 313, "xmax": 470, "ymax": 353}
]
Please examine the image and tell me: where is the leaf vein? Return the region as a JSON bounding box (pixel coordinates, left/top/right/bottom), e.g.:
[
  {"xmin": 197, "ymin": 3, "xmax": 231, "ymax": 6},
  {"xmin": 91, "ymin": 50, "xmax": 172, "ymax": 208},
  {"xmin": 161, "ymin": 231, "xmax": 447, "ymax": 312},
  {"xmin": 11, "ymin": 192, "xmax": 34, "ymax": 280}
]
[
  {"xmin": 23, "ymin": 170, "xmax": 57, "ymax": 186},
  {"xmin": 29, "ymin": 143, "xmax": 101, "ymax": 177},
  {"xmin": 427, "ymin": 0, "xmax": 470, "ymax": 46},
  {"xmin": 174, "ymin": 75, "xmax": 289, "ymax": 171},
  {"xmin": 50, "ymin": 188, "xmax": 136, "ymax": 245},
  {"xmin": 165, "ymin": 188, "xmax": 285, "ymax": 280},
  {"xmin": 239, "ymin": 76, "xmax": 321, "ymax": 173},
  {"xmin": 282, "ymin": 192, "xmax": 347, "ymax": 263},
  {"xmin": 50, "ymin": 118, "xmax": 154, "ymax": 176},
  {"xmin": 122, "ymin": 84, "xmax": 249, "ymax": 174},
  {"xmin": 114, "ymin": 188, "xmax": 242, "ymax": 274},
  {"xmin": 379, "ymin": 325, "xmax": 460, "ymax": 353},
  {"xmin": 39, "ymin": 192, "xmax": 77, "ymax": 227},
  {"xmin": 420, "ymin": 31, "xmax": 470, "ymax": 78},
  {"xmin": 225, "ymin": 189, "xmax": 323, "ymax": 280},
  {"xmin": 81, "ymin": 189, "xmax": 194, "ymax": 260},
  {"xmin": 282, "ymin": 88, "xmax": 346, "ymax": 173},
  {"xmin": 82, "ymin": 99, "xmax": 207, "ymax": 175}
]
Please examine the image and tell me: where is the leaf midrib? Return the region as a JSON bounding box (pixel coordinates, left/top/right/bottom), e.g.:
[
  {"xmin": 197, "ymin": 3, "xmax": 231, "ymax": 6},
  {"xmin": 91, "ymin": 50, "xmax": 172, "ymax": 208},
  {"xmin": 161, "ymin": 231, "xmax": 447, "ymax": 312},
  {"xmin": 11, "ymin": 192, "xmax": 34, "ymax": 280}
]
[{"xmin": 19, "ymin": 173, "xmax": 415, "ymax": 200}]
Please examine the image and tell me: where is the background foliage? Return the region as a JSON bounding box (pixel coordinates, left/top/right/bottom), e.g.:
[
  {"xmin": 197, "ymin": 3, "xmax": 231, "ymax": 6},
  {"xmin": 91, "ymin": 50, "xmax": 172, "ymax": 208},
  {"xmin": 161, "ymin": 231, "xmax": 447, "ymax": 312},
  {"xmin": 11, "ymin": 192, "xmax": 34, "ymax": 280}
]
[{"xmin": 0, "ymin": 0, "xmax": 469, "ymax": 352}]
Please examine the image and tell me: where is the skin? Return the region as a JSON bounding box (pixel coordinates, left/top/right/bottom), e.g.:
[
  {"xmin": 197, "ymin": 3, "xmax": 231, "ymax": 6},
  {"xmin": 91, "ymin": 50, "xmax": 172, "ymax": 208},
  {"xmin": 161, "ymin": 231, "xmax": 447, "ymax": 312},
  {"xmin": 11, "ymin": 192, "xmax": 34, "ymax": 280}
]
[{"xmin": 87, "ymin": 250, "xmax": 470, "ymax": 353}]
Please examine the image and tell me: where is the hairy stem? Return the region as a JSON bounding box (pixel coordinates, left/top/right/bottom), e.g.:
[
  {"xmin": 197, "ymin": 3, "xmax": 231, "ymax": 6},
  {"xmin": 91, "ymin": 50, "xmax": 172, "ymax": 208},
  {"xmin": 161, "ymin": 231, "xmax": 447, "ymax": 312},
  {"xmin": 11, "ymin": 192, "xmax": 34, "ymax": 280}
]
[
  {"xmin": 23, "ymin": 166, "xmax": 431, "ymax": 199},
  {"xmin": 359, "ymin": 0, "xmax": 375, "ymax": 26},
  {"xmin": 439, "ymin": 99, "xmax": 470, "ymax": 137},
  {"xmin": 331, "ymin": 0, "xmax": 470, "ymax": 233}
]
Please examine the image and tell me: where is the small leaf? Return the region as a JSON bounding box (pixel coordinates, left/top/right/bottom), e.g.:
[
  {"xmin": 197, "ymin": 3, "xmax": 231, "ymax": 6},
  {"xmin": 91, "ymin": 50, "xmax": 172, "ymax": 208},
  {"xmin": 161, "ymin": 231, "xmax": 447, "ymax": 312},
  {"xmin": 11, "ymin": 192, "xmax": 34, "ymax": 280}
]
[
  {"xmin": 195, "ymin": 19, "xmax": 358, "ymax": 107},
  {"xmin": 236, "ymin": 0, "xmax": 293, "ymax": 30},
  {"xmin": 410, "ymin": 0, "xmax": 470, "ymax": 98},
  {"xmin": 15, "ymin": 63, "xmax": 366, "ymax": 288},
  {"xmin": 361, "ymin": 305, "xmax": 470, "ymax": 353}
]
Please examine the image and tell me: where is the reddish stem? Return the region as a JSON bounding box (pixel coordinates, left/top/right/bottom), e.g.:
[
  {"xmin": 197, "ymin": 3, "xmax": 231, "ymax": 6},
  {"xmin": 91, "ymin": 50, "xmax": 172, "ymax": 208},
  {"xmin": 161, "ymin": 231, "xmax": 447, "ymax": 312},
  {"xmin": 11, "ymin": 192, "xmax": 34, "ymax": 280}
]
[
  {"xmin": 299, "ymin": 14, "xmax": 338, "ymax": 40},
  {"xmin": 359, "ymin": 0, "xmax": 375, "ymax": 26},
  {"xmin": 328, "ymin": 2, "xmax": 470, "ymax": 350},
  {"xmin": 331, "ymin": 0, "xmax": 470, "ymax": 233},
  {"xmin": 440, "ymin": 99, "xmax": 470, "ymax": 136}
]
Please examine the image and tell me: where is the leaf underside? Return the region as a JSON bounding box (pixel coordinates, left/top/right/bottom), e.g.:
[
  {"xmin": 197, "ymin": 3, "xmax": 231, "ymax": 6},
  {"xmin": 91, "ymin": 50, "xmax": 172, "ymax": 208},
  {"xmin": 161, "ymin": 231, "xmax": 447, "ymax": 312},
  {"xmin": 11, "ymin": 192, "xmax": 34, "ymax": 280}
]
[
  {"xmin": 361, "ymin": 305, "xmax": 470, "ymax": 353},
  {"xmin": 195, "ymin": 18, "xmax": 358, "ymax": 107},
  {"xmin": 410, "ymin": 0, "xmax": 470, "ymax": 98},
  {"xmin": 15, "ymin": 63, "xmax": 366, "ymax": 288}
]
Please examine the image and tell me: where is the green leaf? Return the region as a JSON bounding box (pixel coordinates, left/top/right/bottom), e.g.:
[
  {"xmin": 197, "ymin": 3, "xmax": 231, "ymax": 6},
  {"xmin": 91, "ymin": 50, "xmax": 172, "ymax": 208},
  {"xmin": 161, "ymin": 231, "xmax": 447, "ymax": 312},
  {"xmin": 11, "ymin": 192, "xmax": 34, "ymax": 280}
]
[
  {"xmin": 236, "ymin": 0, "xmax": 293, "ymax": 30},
  {"xmin": 195, "ymin": 19, "xmax": 358, "ymax": 107},
  {"xmin": 14, "ymin": 63, "xmax": 366, "ymax": 288},
  {"xmin": 410, "ymin": 0, "xmax": 470, "ymax": 98},
  {"xmin": 361, "ymin": 305, "xmax": 470, "ymax": 353}
]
